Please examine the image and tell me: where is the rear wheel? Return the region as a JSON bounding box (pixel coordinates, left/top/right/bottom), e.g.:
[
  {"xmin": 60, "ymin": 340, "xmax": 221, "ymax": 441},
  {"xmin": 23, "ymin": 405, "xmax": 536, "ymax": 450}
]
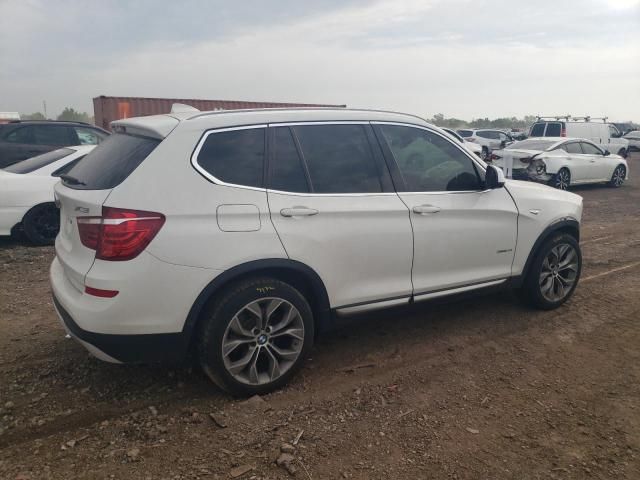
[
  {"xmin": 551, "ymin": 168, "xmax": 570, "ymax": 190},
  {"xmin": 22, "ymin": 203, "xmax": 59, "ymax": 245},
  {"xmin": 481, "ymin": 147, "xmax": 489, "ymax": 161},
  {"xmin": 609, "ymin": 165, "xmax": 626, "ymax": 187},
  {"xmin": 520, "ymin": 233, "xmax": 581, "ymax": 310},
  {"xmin": 198, "ymin": 277, "xmax": 314, "ymax": 396}
]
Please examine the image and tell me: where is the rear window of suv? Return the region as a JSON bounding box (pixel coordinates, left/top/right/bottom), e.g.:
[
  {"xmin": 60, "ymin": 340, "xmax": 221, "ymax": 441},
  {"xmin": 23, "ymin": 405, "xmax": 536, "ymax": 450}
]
[
  {"xmin": 64, "ymin": 133, "xmax": 160, "ymax": 190},
  {"xmin": 529, "ymin": 123, "xmax": 545, "ymax": 137}
]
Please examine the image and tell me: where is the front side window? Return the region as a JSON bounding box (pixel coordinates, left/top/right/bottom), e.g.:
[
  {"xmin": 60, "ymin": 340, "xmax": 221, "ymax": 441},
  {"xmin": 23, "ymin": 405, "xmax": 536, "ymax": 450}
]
[
  {"xmin": 270, "ymin": 127, "xmax": 310, "ymax": 193},
  {"xmin": 196, "ymin": 128, "xmax": 265, "ymax": 188},
  {"xmin": 74, "ymin": 127, "xmax": 106, "ymax": 145},
  {"xmin": 580, "ymin": 142, "xmax": 603, "ymax": 155},
  {"xmin": 379, "ymin": 125, "xmax": 482, "ymax": 192},
  {"xmin": 292, "ymin": 124, "xmax": 382, "ymax": 194}
]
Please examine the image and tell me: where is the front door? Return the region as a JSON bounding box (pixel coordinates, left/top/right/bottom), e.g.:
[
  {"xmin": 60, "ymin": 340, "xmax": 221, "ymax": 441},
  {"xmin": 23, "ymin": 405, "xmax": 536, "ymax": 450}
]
[
  {"xmin": 374, "ymin": 123, "xmax": 518, "ymax": 295},
  {"xmin": 267, "ymin": 123, "xmax": 414, "ymax": 309}
]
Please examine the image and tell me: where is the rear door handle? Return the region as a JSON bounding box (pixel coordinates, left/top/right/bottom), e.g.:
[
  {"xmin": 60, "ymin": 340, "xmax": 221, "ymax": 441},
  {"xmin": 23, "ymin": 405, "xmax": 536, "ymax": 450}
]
[
  {"xmin": 412, "ymin": 204, "xmax": 441, "ymax": 214},
  {"xmin": 280, "ymin": 207, "xmax": 319, "ymax": 217}
]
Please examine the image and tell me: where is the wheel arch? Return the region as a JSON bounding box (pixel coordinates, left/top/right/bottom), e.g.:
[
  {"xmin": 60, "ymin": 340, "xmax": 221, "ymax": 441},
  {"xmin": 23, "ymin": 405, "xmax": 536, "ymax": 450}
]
[
  {"xmin": 513, "ymin": 218, "xmax": 580, "ymax": 288},
  {"xmin": 181, "ymin": 258, "xmax": 332, "ymax": 353}
]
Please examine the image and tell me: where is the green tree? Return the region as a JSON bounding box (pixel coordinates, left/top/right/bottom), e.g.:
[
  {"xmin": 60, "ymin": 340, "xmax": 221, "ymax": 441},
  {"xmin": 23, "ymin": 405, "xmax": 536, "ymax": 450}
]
[
  {"xmin": 21, "ymin": 112, "xmax": 46, "ymax": 120},
  {"xmin": 56, "ymin": 107, "xmax": 91, "ymax": 123}
]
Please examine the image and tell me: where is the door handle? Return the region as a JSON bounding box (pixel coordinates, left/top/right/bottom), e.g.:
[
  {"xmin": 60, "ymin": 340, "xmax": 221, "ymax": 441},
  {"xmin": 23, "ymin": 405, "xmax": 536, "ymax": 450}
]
[
  {"xmin": 412, "ymin": 204, "xmax": 441, "ymax": 214},
  {"xmin": 280, "ymin": 206, "xmax": 319, "ymax": 218}
]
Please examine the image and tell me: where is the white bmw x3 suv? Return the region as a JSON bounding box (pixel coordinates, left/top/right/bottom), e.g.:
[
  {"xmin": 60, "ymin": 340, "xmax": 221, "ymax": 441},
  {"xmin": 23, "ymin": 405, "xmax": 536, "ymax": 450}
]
[{"xmin": 50, "ymin": 107, "xmax": 583, "ymax": 395}]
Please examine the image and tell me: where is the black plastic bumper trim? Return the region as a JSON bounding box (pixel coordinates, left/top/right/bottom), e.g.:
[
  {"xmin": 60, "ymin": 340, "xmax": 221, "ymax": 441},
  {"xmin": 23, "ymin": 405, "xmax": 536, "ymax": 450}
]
[{"xmin": 53, "ymin": 295, "xmax": 189, "ymax": 364}]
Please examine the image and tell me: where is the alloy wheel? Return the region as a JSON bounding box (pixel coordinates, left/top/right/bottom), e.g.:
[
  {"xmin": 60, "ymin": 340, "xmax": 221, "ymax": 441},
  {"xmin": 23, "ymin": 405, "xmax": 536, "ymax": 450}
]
[
  {"xmin": 221, "ymin": 298, "xmax": 305, "ymax": 386},
  {"xmin": 612, "ymin": 166, "xmax": 625, "ymax": 187},
  {"xmin": 539, "ymin": 243, "xmax": 579, "ymax": 302},
  {"xmin": 555, "ymin": 170, "xmax": 569, "ymax": 190}
]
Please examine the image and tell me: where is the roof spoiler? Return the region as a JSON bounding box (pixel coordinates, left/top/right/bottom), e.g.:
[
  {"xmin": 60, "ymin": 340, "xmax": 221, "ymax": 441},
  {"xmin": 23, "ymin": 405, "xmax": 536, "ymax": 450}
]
[{"xmin": 170, "ymin": 103, "xmax": 200, "ymax": 114}]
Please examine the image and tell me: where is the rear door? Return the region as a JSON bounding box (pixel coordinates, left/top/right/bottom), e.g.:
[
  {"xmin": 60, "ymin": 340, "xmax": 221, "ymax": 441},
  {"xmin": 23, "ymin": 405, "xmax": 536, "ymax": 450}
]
[
  {"xmin": 579, "ymin": 142, "xmax": 610, "ymax": 181},
  {"xmin": 267, "ymin": 123, "xmax": 414, "ymax": 309},
  {"xmin": 562, "ymin": 141, "xmax": 590, "ymax": 182},
  {"xmin": 374, "ymin": 123, "xmax": 518, "ymax": 295}
]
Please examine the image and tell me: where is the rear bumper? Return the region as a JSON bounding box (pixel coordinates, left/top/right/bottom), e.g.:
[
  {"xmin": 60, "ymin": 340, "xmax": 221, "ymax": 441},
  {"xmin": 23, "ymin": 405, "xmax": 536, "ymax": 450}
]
[{"xmin": 53, "ymin": 294, "xmax": 188, "ymax": 364}]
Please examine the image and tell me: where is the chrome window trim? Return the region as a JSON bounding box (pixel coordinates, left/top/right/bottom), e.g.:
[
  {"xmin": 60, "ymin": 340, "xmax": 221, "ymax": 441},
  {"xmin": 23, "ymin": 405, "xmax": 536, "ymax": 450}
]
[{"xmin": 191, "ymin": 124, "xmax": 268, "ymax": 192}]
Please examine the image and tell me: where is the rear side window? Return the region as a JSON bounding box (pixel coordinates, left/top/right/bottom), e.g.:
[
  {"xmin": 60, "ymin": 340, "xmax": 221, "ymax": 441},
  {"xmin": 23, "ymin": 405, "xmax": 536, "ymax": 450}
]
[
  {"xmin": 530, "ymin": 123, "xmax": 545, "ymax": 137},
  {"xmin": 196, "ymin": 128, "xmax": 265, "ymax": 188},
  {"xmin": 458, "ymin": 130, "xmax": 473, "ymax": 137},
  {"xmin": 4, "ymin": 126, "xmax": 34, "ymax": 144},
  {"xmin": 65, "ymin": 133, "xmax": 160, "ymax": 190},
  {"xmin": 293, "ymin": 124, "xmax": 382, "ymax": 194},
  {"xmin": 34, "ymin": 125, "xmax": 72, "ymax": 146},
  {"xmin": 4, "ymin": 148, "xmax": 74, "ymax": 174},
  {"xmin": 270, "ymin": 127, "xmax": 310, "ymax": 193},
  {"xmin": 563, "ymin": 143, "xmax": 583, "ymax": 154},
  {"xmin": 74, "ymin": 127, "xmax": 107, "ymax": 145},
  {"xmin": 545, "ymin": 123, "xmax": 562, "ymax": 136}
]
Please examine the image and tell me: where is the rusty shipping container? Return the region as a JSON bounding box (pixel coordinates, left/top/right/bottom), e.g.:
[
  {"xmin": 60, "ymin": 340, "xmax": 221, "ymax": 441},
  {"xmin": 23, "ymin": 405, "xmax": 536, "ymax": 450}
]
[{"xmin": 93, "ymin": 95, "xmax": 346, "ymax": 131}]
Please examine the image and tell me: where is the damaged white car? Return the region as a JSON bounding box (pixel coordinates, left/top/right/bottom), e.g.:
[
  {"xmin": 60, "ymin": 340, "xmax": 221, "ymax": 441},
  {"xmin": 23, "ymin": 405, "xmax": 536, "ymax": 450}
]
[{"xmin": 491, "ymin": 138, "xmax": 628, "ymax": 190}]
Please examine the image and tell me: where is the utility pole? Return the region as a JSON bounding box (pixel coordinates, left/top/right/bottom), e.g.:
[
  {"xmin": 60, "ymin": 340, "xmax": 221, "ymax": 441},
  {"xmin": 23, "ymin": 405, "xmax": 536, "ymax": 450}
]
[{"xmin": 43, "ymin": 100, "xmax": 47, "ymax": 119}]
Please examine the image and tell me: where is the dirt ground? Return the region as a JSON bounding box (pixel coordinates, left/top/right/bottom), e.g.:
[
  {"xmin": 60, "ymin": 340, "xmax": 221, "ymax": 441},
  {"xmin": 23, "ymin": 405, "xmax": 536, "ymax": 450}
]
[{"xmin": 1, "ymin": 155, "xmax": 639, "ymax": 480}]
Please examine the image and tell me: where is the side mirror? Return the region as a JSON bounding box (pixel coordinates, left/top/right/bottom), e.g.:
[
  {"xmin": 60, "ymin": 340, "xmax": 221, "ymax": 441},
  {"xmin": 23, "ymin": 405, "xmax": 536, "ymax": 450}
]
[
  {"xmin": 604, "ymin": 149, "xmax": 610, "ymax": 156},
  {"xmin": 485, "ymin": 165, "xmax": 505, "ymax": 189}
]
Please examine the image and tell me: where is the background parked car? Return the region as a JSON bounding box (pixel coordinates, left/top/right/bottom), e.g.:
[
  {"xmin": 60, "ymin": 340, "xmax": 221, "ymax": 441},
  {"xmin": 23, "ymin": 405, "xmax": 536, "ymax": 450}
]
[
  {"xmin": 441, "ymin": 127, "xmax": 483, "ymax": 158},
  {"xmin": 528, "ymin": 118, "xmax": 629, "ymax": 158},
  {"xmin": 0, "ymin": 120, "xmax": 108, "ymax": 168},
  {"xmin": 457, "ymin": 129, "xmax": 514, "ymax": 160},
  {"xmin": 491, "ymin": 137, "xmax": 628, "ymax": 190},
  {"xmin": 623, "ymin": 130, "xmax": 640, "ymax": 152},
  {"xmin": 0, "ymin": 145, "xmax": 95, "ymax": 244}
]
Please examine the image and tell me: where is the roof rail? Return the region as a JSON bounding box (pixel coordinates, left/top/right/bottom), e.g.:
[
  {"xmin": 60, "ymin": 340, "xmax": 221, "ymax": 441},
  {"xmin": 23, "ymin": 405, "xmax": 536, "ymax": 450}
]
[
  {"xmin": 536, "ymin": 115, "xmax": 609, "ymax": 123},
  {"xmin": 536, "ymin": 115, "xmax": 571, "ymax": 121}
]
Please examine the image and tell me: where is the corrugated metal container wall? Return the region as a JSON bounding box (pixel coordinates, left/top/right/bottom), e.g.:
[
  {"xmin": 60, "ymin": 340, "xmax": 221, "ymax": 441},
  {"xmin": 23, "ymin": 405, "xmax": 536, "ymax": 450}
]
[{"xmin": 93, "ymin": 96, "xmax": 346, "ymax": 131}]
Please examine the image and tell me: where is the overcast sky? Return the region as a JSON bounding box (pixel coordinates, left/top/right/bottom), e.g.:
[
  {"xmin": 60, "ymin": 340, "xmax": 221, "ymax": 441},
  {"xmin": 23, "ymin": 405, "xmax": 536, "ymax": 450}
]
[{"xmin": 1, "ymin": 0, "xmax": 638, "ymax": 121}]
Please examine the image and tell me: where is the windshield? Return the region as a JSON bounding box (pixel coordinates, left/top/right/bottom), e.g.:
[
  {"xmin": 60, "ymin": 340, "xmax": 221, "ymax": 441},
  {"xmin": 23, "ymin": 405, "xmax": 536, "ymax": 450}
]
[
  {"xmin": 507, "ymin": 139, "xmax": 557, "ymax": 151},
  {"xmin": 3, "ymin": 148, "xmax": 74, "ymax": 174}
]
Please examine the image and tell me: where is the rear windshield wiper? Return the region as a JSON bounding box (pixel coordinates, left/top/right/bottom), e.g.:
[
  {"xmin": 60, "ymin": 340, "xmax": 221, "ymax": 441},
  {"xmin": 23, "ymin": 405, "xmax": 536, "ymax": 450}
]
[{"xmin": 60, "ymin": 174, "xmax": 86, "ymax": 186}]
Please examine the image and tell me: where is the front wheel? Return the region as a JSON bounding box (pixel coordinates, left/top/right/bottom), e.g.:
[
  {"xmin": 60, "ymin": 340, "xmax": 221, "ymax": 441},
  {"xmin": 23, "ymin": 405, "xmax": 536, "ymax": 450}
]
[
  {"xmin": 198, "ymin": 277, "xmax": 314, "ymax": 396},
  {"xmin": 551, "ymin": 168, "xmax": 570, "ymax": 190},
  {"xmin": 520, "ymin": 233, "xmax": 581, "ymax": 310},
  {"xmin": 609, "ymin": 165, "xmax": 626, "ymax": 188},
  {"xmin": 22, "ymin": 203, "xmax": 60, "ymax": 245}
]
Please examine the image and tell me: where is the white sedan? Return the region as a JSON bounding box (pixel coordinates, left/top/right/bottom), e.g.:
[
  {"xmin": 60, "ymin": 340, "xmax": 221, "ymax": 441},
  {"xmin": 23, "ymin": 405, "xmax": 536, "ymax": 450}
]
[
  {"xmin": 490, "ymin": 137, "xmax": 628, "ymax": 190},
  {"xmin": 623, "ymin": 130, "xmax": 640, "ymax": 153},
  {"xmin": 0, "ymin": 145, "xmax": 94, "ymax": 244},
  {"xmin": 441, "ymin": 127, "xmax": 484, "ymax": 158}
]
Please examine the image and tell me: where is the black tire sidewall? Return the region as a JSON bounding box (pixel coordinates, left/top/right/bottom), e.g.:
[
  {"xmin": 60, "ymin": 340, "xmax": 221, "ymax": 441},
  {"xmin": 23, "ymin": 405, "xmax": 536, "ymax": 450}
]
[
  {"xmin": 610, "ymin": 165, "xmax": 626, "ymax": 187},
  {"xmin": 552, "ymin": 168, "xmax": 570, "ymax": 190},
  {"xmin": 524, "ymin": 233, "xmax": 582, "ymax": 310},
  {"xmin": 22, "ymin": 203, "xmax": 59, "ymax": 245},
  {"xmin": 198, "ymin": 278, "xmax": 314, "ymax": 396}
]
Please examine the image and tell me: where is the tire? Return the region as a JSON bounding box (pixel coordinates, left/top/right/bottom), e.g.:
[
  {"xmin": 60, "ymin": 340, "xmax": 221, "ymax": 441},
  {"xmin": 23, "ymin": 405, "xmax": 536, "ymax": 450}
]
[
  {"xmin": 520, "ymin": 233, "xmax": 581, "ymax": 310},
  {"xmin": 609, "ymin": 165, "xmax": 626, "ymax": 188},
  {"xmin": 22, "ymin": 203, "xmax": 60, "ymax": 246},
  {"xmin": 481, "ymin": 147, "xmax": 489, "ymax": 161},
  {"xmin": 198, "ymin": 277, "xmax": 314, "ymax": 396},
  {"xmin": 550, "ymin": 168, "xmax": 570, "ymax": 190}
]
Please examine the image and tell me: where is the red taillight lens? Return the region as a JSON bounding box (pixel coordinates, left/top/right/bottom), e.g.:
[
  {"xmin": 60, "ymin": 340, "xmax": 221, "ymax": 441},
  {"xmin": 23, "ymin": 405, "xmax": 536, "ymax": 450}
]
[
  {"xmin": 561, "ymin": 128, "xmax": 567, "ymax": 137},
  {"xmin": 84, "ymin": 286, "xmax": 119, "ymax": 298},
  {"xmin": 490, "ymin": 154, "xmax": 501, "ymax": 160},
  {"xmin": 77, "ymin": 207, "xmax": 165, "ymax": 261}
]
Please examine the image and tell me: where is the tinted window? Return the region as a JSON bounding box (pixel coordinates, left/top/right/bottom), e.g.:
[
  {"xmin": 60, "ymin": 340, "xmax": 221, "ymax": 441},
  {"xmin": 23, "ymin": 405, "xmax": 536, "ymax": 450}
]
[
  {"xmin": 443, "ymin": 128, "xmax": 464, "ymax": 143},
  {"xmin": 580, "ymin": 142, "xmax": 602, "ymax": 155},
  {"xmin": 3, "ymin": 148, "xmax": 74, "ymax": 174},
  {"xmin": 530, "ymin": 123, "xmax": 545, "ymax": 137},
  {"xmin": 196, "ymin": 128, "xmax": 265, "ymax": 188},
  {"xmin": 545, "ymin": 123, "xmax": 562, "ymax": 136},
  {"xmin": 74, "ymin": 127, "xmax": 106, "ymax": 145},
  {"xmin": 270, "ymin": 127, "xmax": 309, "ymax": 193},
  {"xmin": 34, "ymin": 125, "xmax": 71, "ymax": 146},
  {"xmin": 379, "ymin": 125, "xmax": 481, "ymax": 192},
  {"xmin": 65, "ymin": 133, "xmax": 160, "ymax": 190},
  {"xmin": 477, "ymin": 131, "xmax": 492, "ymax": 139},
  {"xmin": 4, "ymin": 126, "xmax": 33, "ymax": 143},
  {"xmin": 564, "ymin": 143, "xmax": 583, "ymax": 154},
  {"xmin": 457, "ymin": 130, "xmax": 473, "ymax": 138},
  {"xmin": 293, "ymin": 124, "xmax": 382, "ymax": 194}
]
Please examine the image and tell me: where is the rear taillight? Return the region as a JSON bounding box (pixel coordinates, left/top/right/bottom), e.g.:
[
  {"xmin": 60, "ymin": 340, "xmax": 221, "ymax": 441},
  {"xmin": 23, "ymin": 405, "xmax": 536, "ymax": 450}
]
[
  {"xmin": 490, "ymin": 153, "xmax": 501, "ymax": 161},
  {"xmin": 561, "ymin": 128, "xmax": 566, "ymax": 137},
  {"xmin": 77, "ymin": 207, "xmax": 165, "ymax": 261}
]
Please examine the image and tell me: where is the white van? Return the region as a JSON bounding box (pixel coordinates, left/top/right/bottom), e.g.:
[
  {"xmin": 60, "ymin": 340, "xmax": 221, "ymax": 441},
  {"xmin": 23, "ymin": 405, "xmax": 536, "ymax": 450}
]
[{"xmin": 529, "ymin": 119, "xmax": 629, "ymax": 157}]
